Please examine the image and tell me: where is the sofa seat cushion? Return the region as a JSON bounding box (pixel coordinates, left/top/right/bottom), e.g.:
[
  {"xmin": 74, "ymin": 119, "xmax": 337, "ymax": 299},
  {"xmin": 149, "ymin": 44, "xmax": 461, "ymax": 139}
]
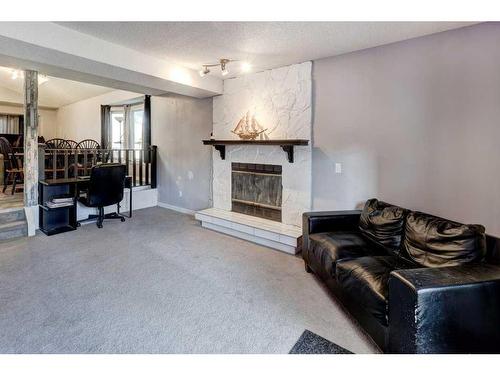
[
  {"xmin": 359, "ymin": 198, "xmax": 408, "ymax": 255},
  {"xmin": 336, "ymin": 256, "xmax": 416, "ymax": 326},
  {"xmin": 404, "ymin": 212, "xmax": 487, "ymax": 268},
  {"xmin": 309, "ymin": 231, "xmax": 382, "ymax": 277}
]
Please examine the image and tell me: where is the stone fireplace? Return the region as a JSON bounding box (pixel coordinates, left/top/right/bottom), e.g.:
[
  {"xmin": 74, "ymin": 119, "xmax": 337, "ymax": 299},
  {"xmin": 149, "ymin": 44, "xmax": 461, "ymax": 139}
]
[
  {"xmin": 231, "ymin": 163, "xmax": 282, "ymax": 222},
  {"xmin": 195, "ymin": 61, "xmax": 312, "ymax": 254}
]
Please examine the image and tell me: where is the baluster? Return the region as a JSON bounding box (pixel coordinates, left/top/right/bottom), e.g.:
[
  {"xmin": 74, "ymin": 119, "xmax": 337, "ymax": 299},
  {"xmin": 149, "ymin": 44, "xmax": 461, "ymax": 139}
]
[
  {"xmin": 139, "ymin": 149, "xmax": 143, "ymax": 186},
  {"xmin": 64, "ymin": 150, "xmax": 68, "ymax": 179},
  {"xmin": 145, "ymin": 148, "xmax": 150, "ymax": 186},
  {"xmin": 76, "ymin": 149, "xmax": 80, "ymax": 177},
  {"xmin": 118, "ymin": 149, "xmax": 122, "ymax": 164},
  {"xmin": 150, "ymin": 145, "xmax": 157, "ymax": 189},
  {"xmin": 52, "ymin": 149, "xmax": 57, "ymax": 180},
  {"xmin": 132, "ymin": 148, "xmax": 137, "ymax": 187},
  {"xmin": 73, "ymin": 149, "xmax": 77, "ymax": 177},
  {"xmin": 83, "ymin": 150, "xmax": 88, "ymax": 175}
]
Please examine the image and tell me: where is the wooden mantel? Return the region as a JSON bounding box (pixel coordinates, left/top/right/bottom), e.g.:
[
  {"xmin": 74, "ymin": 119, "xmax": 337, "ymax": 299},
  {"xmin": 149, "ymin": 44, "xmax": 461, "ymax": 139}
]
[{"xmin": 202, "ymin": 139, "xmax": 309, "ymax": 163}]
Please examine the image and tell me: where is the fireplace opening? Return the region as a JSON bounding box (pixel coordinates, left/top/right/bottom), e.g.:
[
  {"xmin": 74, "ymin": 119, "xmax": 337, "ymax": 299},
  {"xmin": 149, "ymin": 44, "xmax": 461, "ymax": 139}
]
[{"xmin": 231, "ymin": 163, "xmax": 282, "ymax": 222}]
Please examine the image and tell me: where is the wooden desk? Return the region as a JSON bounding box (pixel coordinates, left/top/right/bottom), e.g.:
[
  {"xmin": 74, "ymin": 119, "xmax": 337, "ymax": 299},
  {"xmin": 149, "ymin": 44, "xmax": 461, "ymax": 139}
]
[{"xmin": 38, "ymin": 176, "xmax": 133, "ymax": 236}]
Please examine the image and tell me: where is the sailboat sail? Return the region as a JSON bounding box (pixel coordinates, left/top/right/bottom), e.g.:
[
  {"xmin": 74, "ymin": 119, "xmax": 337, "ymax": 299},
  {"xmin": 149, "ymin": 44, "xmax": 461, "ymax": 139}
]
[{"xmin": 231, "ymin": 111, "xmax": 267, "ymax": 140}]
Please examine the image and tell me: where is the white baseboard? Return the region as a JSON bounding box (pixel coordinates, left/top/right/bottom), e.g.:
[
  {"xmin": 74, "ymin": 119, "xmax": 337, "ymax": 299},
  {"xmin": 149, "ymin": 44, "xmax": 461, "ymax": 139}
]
[{"xmin": 157, "ymin": 202, "xmax": 195, "ymax": 216}]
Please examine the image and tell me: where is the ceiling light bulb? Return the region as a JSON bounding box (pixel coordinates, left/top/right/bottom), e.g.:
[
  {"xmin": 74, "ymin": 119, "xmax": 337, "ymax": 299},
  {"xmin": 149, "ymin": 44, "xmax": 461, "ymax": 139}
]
[
  {"xmin": 241, "ymin": 62, "xmax": 252, "ymax": 73},
  {"xmin": 38, "ymin": 75, "xmax": 49, "ymax": 85}
]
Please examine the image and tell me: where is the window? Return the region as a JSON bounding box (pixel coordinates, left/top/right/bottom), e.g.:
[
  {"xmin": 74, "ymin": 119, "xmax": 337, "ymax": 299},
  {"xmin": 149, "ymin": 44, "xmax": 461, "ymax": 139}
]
[
  {"xmin": 0, "ymin": 114, "xmax": 22, "ymax": 134},
  {"xmin": 111, "ymin": 110, "xmax": 125, "ymax": 148},
  {"xmin": 109, "ymin": 105, "xmax": 144, "ymax": 150},
  {"xmin": 132, "ymin": 108, "xmax": 144, "ymax": 150}
]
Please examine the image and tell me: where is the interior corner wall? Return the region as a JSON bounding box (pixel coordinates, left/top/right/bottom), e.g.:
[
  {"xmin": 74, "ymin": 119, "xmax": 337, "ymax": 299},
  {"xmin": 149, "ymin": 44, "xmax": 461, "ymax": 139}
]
[
  {"xmin": 312, "ymin": 22, "xmax": 500, "ymax": 236},
  {"xmin": 152, "ymin": 95, "xmax": 213, "ymax": 212},
  {"xmin": 54, "ymin": 90, "xmax": 141, "ymax": 142}
]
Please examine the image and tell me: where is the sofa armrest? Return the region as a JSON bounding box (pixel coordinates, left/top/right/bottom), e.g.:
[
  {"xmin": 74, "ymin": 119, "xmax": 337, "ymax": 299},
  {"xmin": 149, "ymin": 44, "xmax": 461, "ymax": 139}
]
[
  {"xmin": 388, "ymin": 263, "xmax": 500, "ymax": 353},
  {"xmin": 302, "ymin": 210, "xmax": 361, "ymax": 254}
]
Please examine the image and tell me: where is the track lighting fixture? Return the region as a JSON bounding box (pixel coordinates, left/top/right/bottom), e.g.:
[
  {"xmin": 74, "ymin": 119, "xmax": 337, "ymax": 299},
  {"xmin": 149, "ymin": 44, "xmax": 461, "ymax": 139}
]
[{"xmin": 199, "ymin": 58, "xmax": 250, "ymax": 77}]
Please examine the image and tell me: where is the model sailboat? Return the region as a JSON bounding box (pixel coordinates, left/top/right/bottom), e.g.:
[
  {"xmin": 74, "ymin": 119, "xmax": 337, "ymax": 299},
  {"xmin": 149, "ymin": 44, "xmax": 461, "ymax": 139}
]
[{"xmin": 231, "ymin": 112, "xmax": 267, "ymax": 140}]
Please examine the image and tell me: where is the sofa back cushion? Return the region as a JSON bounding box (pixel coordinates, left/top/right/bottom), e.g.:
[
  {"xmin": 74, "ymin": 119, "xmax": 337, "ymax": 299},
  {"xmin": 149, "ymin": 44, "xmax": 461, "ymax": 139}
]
[
  {"xmin": 359, "ymin": 199, "xmax": 408, "ymax": 254},
  {"xmin": 404, "ymin": 212, "xmax": 486, "ymax": 267}
]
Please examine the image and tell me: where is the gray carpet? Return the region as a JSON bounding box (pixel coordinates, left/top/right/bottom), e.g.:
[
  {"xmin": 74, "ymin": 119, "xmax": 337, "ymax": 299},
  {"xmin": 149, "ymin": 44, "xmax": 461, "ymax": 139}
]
[{"xmin": 0, "ymin": 207, "xmax": 379, "ymax": 353}]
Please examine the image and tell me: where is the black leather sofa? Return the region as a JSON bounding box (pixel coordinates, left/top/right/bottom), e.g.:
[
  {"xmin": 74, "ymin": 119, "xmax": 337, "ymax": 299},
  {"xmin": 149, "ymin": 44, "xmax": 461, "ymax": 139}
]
[{"xmin": 302, "ymin": 198, "xmax": 500, "ymax": 353}]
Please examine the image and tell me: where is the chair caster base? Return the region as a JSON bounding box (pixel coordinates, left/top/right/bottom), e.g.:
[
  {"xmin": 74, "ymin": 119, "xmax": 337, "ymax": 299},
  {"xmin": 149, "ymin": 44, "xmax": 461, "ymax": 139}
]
[{"xmin": 77, "ymin": 209, "xmax": 126, "ymax": 228}]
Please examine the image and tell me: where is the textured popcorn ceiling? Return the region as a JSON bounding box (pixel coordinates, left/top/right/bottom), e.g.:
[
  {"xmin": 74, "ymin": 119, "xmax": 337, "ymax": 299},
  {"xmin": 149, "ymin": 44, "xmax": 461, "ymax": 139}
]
[
  {"xmin": 56, "ymin": 22, "xmax": 476, "ymax": 78},
  {"xmin": 0, "ymin": 66, "xmax": 113, "ymax": 108}
]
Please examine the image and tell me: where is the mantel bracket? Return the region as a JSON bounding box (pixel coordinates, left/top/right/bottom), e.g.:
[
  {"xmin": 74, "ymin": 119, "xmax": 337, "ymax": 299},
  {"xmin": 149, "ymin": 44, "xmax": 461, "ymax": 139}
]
[
  {"xmin": 214, "ymin": 145, "xmax": 226, "ymax": 160},
  {"xmin": 281, "ymin": 145, "xmax": 294, "ymax": 163}
]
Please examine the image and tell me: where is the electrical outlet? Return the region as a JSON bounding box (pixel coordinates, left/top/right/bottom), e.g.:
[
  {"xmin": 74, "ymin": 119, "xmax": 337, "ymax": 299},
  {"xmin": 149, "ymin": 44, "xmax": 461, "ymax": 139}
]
[
  {"xmin": 335, "ymin": 163, "xmax": 342, "ymax": 174},
  {"xmin": 179, "ymin": 191, "xmax": 183, "ymax": 197}
]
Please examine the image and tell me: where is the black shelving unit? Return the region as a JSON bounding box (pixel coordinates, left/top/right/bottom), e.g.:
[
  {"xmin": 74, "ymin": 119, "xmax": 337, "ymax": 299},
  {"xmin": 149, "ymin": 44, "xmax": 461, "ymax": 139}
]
[{"xmin": 39, "ymin": 179, "xmax": 78, "ymax": 236}]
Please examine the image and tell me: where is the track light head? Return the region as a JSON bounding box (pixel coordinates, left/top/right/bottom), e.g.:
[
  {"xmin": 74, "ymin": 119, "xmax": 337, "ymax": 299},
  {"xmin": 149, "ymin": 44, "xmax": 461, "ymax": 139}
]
[
  {"xmin": 199, "ymin": 59, "xmax": 235, "ymax": 77},
  {"xmin": 220, "ymin": 59, "xmax": 230, "ymax": 76},
  {"xmin": 199, "ymin": 66, "xmax": 210, "ymax": 77}
]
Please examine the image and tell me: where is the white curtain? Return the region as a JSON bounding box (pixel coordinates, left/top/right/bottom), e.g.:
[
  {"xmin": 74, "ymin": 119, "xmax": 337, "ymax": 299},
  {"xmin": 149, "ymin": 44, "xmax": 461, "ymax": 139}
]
[
  {"xmin": 0, "ymin": 115, "xmax": 20, "ymax": 134},
  {"xmin": 122, "ymin": 105, "xmax": 133, "ymax": 149}
]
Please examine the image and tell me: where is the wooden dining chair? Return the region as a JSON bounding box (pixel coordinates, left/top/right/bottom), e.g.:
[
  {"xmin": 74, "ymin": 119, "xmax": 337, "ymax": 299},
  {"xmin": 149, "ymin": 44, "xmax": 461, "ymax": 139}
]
[
  {"xmin": 45, "ymin": 138, "xmax": 72, "ymax": 150},
  {"xmin": 0, "ymin": 137, "xmax": 23, "ymax": 195},
  {"xmin": 45, "ymin": 138, "xmax": 72, "ymax": 179},
  {"xmin": 76, "ymin": 139, "xmax": 101, "ymax": 175},
  {"xmin": 63, "ymin": 139, "xmax": 80, "ymax": 177},
  {"xmin": 76, "ymin": 139, "xmax": 100, "ymax": 150},
  {"xmin": 65, "ymin": 139, "xmax": 79, "ymax": 149}
]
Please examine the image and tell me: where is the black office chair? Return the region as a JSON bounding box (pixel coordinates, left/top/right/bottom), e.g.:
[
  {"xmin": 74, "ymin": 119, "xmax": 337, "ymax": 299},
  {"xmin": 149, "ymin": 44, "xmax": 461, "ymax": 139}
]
[{"xmin": 78, "ymin": 163, "xmax": 127, "ymax": 228}]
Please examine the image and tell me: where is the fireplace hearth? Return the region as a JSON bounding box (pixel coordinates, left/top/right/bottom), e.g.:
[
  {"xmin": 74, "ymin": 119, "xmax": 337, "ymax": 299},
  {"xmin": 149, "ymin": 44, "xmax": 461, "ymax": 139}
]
[{"xmin": 231, "ymin": 163, "xmax": 282, "ymax": 222}]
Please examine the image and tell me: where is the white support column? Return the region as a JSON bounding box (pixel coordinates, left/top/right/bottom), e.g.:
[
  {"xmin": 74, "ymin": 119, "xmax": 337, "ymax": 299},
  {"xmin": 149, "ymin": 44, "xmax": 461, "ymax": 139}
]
[{"xmin": 23, "ymin": 70, "xmax": 39, "ymax": 235}]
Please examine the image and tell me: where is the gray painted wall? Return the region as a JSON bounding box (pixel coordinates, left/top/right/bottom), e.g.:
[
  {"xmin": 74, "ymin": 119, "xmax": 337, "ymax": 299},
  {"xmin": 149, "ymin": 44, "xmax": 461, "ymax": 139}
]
[
  {"xmin": 312, "ymin": 22, "xmax": 500, "ymax": 236},
  {"xmin": 152, "ymin": 95, "xmax": 213, "ymax": 211}
]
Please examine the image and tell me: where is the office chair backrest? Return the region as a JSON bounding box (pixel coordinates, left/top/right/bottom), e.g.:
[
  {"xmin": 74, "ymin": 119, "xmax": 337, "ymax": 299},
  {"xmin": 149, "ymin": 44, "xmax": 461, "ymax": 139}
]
[{"xmin": 87, "ymin": 163, "xmax": 126, "ymax": 207}]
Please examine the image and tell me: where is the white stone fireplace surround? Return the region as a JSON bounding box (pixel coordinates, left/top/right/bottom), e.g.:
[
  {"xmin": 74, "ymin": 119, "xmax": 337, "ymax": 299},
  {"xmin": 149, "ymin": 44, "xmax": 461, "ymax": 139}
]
[{"xmin": 196, "ymin": 62, "xmax": 312, "ymax": 254}]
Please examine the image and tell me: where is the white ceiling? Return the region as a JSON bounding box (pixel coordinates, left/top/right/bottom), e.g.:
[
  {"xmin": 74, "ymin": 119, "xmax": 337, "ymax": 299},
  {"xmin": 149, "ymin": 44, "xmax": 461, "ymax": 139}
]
[
  {"xmin": 56, "ymin": 22, "xmax": 476, "ymax": 78},
  {"xmin": 0, "ymin": 66, "xmax": 113, "ymax": 108}
]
